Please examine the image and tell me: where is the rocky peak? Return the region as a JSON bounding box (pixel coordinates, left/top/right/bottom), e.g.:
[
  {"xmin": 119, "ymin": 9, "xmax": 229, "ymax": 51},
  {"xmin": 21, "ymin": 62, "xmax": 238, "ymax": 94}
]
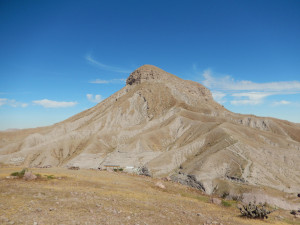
[
  {"xmin": 126, "ymin": 65, "xmax": 178, "ymax": 85},
  {"xmin": 126, "ymin": 64, "xmax": 214, "ymax": 101}
]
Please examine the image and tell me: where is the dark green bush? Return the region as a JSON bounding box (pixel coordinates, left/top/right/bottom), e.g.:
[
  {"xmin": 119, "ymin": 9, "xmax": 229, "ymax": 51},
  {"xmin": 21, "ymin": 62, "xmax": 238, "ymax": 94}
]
[
  {"xmin": 10, "ymin": 168, "xmax": 28, "ymax": 178},
  {"xmin": 238, "ymin": 201, "xmax": 276, "ymax": 219}
]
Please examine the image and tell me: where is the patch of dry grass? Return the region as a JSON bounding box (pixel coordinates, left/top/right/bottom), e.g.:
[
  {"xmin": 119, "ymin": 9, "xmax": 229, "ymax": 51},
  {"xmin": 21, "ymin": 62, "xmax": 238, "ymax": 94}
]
[{"xmin": 0, "ymin": 167, "xmax": 297, "ymax": 225}]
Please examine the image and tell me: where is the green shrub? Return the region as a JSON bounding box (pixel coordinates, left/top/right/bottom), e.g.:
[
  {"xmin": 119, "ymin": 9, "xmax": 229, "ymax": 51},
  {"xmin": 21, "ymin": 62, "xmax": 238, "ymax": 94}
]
[
  {"xmin": 238, "ymin": 201, "xmax": 276, "ymax": 219},
  {"xmin": 10, "ymin": 168, "xmax": 28, "ymax": 178},
  {"xmin": 44, "ymin": 175, "xmax": 55, "ymax": 179},
  {"xmin": 221, "ymin": 200, "xmax": 232, "ymax": 207}
]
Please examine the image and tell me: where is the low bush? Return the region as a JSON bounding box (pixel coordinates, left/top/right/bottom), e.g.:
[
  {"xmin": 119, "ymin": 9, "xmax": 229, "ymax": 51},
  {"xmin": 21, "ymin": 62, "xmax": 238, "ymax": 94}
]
[
  {"xmin": 221, "ymin": 200, "xmax": 232, "ymax": 207},
  {"xmin": 10, "ymin": 168, "xmax": 28, "ymax": 178},
  {"xmin": 44, "ymin": 175, "xmax": 55, "ymax": 179},
  {"xmin": 238, "ymin": 201, "xmax": 276, "ymax": 219}
]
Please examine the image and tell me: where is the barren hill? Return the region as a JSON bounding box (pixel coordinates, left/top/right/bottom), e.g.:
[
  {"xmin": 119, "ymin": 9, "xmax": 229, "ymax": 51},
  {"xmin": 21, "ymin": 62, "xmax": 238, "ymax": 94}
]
[{"xmin": 1, "ymin": 65, "xmax": 300, "ymax": 207}]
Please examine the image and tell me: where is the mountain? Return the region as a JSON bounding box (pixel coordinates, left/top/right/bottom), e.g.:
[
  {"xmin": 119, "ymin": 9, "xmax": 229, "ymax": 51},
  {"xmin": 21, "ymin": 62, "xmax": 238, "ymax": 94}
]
[{"xmin": 1, "ymin": 65, "xmax": 300, "ymax": 206}]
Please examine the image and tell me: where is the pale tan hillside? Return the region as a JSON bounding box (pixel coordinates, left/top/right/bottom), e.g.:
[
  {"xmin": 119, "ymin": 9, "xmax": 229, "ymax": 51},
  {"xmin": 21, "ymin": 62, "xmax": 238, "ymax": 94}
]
[{"xmin": 0, "ymin": 65, "xmax": 300, "ymax": 210}]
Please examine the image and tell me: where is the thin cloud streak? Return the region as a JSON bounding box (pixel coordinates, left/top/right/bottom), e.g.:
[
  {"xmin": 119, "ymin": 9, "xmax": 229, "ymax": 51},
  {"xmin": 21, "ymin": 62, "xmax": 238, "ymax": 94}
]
[
  {"xmin": 89, "ymin": 78, "xmax": 126, "ymax": 84},
  {"xmin": 200, "ymin": 69, "xmax": 300, "ymax": 106},
  {"xmin": 0, "ymin": 98, "xmax": 28, "ymax": 107},
  {"xmin": 85, "ymin": 54, "xmax": 131, "ymax": 73},
  {"xmin": 33, "ymin": 99, "xmax": 78, "ymax": 108},
  {"xmin": 272, "ymin": 100, "xmax": 291, "ymax": 106},
  {"xmin": 203, "ymin": 69, "xmax": 300, "ymax": 92},
  {"xmin": 230, "ymin": 92, "xmax": 273, "ymax": 105},
  {"xmin": 211, "ymin": 91, "xmax": 226, "ymax": 104}
]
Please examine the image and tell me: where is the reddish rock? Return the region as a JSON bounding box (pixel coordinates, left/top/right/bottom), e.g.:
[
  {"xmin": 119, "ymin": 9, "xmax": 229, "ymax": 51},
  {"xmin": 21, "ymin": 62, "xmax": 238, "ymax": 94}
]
[{"xmin": 23, "ymin": 172, "xmax": 37, "ymax": 181}]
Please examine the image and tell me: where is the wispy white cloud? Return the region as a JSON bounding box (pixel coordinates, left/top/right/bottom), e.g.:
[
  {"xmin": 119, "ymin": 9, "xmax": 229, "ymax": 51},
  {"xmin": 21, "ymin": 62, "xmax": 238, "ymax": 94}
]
[
  {"xmin": 0, "ymin": 98, "xmax": 7, "ymax": 106},
  {"xmin": 272, "ymin": 100, "xmax": 291, "ymax": 106},
  {"xmin": 231, "ymin": 92, "xmax": 273, "ymax": 105},
  {"xmin": 33, "ymin": 99, "xmax": 78, "ymax": 108},
  {"xmin": 230, "ymin": 99, "xmax": 259, "ymax": 105},
  {"xmin": 211, "ymin": 91, "xmax": 226, "ymax": 104},
  {"xmin": 202, "ymin": 69, "xmax": 300, "ymax": 92},
  {"xmin": 89, "ymin": 79, "xmax": 109, "ymax": 84},
  {"xmin": 200, "ymin": 69, "xmax": 300, "ymax": 106},
  {"xmin": 89, "ymin": 78, "xmax": 126, "ymax": 84},
  {"xmin": 86, "ymin": 94, "xmax": 103, "ymax": 103},
  {"xmin": 85, "ymin": 54, "xmax": 131, "ymax": 73},
  {"xmin": 0, "ymin": 98, "xmax": 28, "ymax": 107}
]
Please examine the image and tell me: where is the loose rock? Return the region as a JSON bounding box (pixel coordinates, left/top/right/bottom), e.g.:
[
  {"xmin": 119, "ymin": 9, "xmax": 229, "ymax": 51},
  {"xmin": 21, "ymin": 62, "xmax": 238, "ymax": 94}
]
[
  {"xmin": 155, "ymin": 182, "xmax": 166, "ymax": 189},
  {"xmin": 23, "ymin": 172, "xmax": 37, "ymax": 181}
]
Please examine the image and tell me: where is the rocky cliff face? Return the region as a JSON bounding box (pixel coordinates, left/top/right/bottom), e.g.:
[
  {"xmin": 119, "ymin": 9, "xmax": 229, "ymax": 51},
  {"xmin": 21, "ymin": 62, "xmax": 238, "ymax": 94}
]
[{"xmin": 1, "ymin": 65, "xmax": 300, "ymax": 205}]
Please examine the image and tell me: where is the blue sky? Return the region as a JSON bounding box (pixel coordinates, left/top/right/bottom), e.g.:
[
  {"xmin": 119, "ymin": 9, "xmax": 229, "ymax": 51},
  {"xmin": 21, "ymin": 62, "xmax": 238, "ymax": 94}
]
[{"xmin": 0, "ymin": 0, "xmax": 300, "ymax": 130}]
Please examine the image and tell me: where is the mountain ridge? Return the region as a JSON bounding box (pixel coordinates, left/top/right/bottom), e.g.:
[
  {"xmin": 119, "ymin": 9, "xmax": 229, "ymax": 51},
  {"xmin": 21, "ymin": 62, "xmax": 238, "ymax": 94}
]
[{"xmin": 0, "ymin": 65, "xmax": 300, "ymax": 209}]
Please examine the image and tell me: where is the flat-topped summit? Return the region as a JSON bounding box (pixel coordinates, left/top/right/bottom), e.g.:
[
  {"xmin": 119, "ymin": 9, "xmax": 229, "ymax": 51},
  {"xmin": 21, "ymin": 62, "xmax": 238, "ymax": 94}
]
[{"xmin": 126, "ymin": 64, "xmax": 213, "ymax": 101}]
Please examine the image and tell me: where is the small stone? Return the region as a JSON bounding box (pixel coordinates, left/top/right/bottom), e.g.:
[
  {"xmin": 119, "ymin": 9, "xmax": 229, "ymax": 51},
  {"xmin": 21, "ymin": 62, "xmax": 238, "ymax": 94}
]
[
  {"xmin": 36, "ymin": 208, "xmax": 42, "ymax": 212},
  {"xmin": 6, "ymin": 176, "xmax": 17, "ymax": 179},
  {"xmin": 127, "ymin": 216, "xmax": 131, "ymax": 220},
  {"xmin": 49, "ymin": 208, "xmax": 55, "ymax": 211},
  {"xmin": 210, "ymin": 198, "xmax": 221, "ymax": 205},
  {"xmin": 197, "ymin": 213, "xmax": 203, "ymax": 217},
  {"xmin": 33, "ymin": 222, "xmax": 38, "ymax": 225},
  {"xmin": 155, "ymin": 181, "xmax": 166, "ymax": 189}
]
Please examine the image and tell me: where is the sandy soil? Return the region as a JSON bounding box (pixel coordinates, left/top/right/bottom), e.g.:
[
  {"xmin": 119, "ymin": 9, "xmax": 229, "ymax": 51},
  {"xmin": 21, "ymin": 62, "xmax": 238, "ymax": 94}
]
[{"xmin": 0, "ymin": 167, "xmax": 299, "ymax": 225}]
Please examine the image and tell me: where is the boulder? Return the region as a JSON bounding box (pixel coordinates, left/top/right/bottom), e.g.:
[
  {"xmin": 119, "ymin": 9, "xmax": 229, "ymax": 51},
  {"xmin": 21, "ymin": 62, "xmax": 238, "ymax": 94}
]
[
  {"xmin": 211, "ymin": 198, "xmax": 221, "ymax": 205},
  {"xmin": 23, "ymin": 172, "xmax": 37, "ymax": 181}
]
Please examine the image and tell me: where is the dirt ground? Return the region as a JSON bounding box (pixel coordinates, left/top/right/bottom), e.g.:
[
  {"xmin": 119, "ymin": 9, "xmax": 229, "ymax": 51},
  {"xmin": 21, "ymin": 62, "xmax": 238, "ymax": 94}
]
[{"xmin": 0, "ymin": 167, "xmax": 299, "ymax": 225}]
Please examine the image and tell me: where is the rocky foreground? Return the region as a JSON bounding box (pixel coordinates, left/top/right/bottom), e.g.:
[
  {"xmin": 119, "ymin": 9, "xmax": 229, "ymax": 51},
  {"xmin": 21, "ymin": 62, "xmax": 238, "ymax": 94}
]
[{"xmin": 0, "ymin": 167, "xmax": 299, "ymax": 225}]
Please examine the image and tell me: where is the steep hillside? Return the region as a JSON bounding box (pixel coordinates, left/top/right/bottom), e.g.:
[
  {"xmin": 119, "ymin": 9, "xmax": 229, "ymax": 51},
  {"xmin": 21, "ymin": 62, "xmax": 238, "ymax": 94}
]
[{"xmin": 1, "ymin": 65, "xmax": 300, "ymax": 208}]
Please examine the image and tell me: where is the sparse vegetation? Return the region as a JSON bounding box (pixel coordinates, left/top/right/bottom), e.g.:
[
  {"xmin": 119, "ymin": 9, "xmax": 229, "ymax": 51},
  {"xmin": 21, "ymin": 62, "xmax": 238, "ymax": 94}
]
[
  {"xmin": 238, "ymin": 201, "xmax": 276, "ymax": 219},
  {"xmin": 180, "ymin": 192, "xmax": 210, "ymax": 203},
  {"xmin": 221, "ymin": 191, "xmax": 229, "ymax": 199},
  {"xmin": 44, "ymin": 175, "xmax": 55, "ymax": 179},
  {"xmin": 221, "ymin": 200, "xmax": 232, "ymax": 207},
  {"xmin": 0, "ymin": 167, "xmax": 294, "ymax": 225},
  {"xmin": 10, "ymin": 168, "xmax": 28, "ymax": 178}
]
